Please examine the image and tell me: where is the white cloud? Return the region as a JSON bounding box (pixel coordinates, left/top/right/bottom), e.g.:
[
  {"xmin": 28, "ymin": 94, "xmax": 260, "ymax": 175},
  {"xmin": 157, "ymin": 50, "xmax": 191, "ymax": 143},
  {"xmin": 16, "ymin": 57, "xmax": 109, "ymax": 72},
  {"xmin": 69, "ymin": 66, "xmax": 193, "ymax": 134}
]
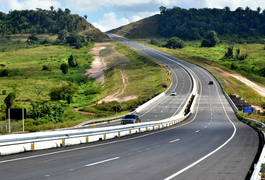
[
  {"xmin": 92, "ymin": 12, "xmax": 130, "ymax": 32},
  {"xmin": 129, "ymin": 11, "xmax": 159, "ymax": 22},
  {"xmin": 0, "ymin": 0, "xmax": 61, "ymax": 11},
  {"xmin": 92, "ymin": 11, "xmax": 159, "ymax": 32}
]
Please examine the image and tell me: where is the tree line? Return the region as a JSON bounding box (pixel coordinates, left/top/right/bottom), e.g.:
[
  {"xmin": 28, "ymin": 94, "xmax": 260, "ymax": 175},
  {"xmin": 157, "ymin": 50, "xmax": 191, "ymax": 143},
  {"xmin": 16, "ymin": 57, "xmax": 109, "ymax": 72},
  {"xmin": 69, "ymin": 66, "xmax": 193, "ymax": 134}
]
[
  {"xmin": 158, "ymin": 6, "xmax": 265, "ymax": 41},
  {"xmin": 0, "ymin": 7, "xmax": 93, "ymax": 36}
]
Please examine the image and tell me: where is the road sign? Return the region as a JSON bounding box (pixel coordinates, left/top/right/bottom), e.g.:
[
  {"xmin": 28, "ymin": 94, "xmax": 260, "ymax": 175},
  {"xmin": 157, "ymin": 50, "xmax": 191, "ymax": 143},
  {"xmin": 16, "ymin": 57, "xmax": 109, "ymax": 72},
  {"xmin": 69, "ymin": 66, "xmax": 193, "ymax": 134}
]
[
  {"xmin": 243, "ymin": 107, "xmax": 254, "ymax": 113},
  {"xmin": 6, "ymin": 109, "xmax": 26, "ymax": 119}
]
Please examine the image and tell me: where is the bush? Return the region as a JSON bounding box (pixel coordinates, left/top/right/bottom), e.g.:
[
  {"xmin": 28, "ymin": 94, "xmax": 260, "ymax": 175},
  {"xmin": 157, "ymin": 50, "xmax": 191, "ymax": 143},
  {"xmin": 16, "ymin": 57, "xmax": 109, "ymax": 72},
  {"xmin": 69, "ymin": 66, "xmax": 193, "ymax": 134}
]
[
  {"xmin": 42, "ymin": 65, "xmax": 51, "ymax": 71},
  {"xmin": 0, "ymin": 69, "xmax": 10, "ymax": 77},
  {"xmin": 68, "ymin": 54, "xmax": 78, "ymax": 67},
  {"xmin": 60, "ymin": 63, "xmax": 69, "ymax": 74},
  {"xmin": 2, "ymin": 90, "xmax": 6, "ymax": 95},
  {"xmin": 49, "ymin": 82, "xmax": 78, "ymax": 104},
  {"xmin": 165, "ymin": 37, "xmax": 186, "ymax": 49},
  {"xmin": 201, "ymin": 30, "xmax": 219, "ymax": 47},
  {"xmin": 28, "ymin": 101, "xmax": 66, "ymax": 123}
]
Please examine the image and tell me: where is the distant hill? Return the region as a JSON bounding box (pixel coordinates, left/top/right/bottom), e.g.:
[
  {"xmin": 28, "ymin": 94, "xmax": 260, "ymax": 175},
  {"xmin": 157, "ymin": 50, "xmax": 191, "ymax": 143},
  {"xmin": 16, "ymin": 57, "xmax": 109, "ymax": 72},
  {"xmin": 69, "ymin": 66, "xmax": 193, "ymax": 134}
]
[
  {"xmin": 108, "ymin": 6, "xmax": 265, "ymax": 42},
  {"xmin": 108, "ymin": 15, "xmax": 162, "ymax": 39},
  {"xmin": 0, "ymin": 8, "xmax": 108, "ymax": 41}
]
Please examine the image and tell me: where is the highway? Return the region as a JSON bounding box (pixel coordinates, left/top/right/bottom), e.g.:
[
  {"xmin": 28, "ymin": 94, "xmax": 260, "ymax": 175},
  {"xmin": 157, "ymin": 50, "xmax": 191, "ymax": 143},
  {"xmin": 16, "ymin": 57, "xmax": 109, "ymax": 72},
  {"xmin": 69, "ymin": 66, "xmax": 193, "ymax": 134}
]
[
  {"xmin": 80, "ymin": 40, "xmax": 193, "ymax": 128},
  {"xmin": 0, "ymin": 35, "xmax": 260, "ymax": 180}
]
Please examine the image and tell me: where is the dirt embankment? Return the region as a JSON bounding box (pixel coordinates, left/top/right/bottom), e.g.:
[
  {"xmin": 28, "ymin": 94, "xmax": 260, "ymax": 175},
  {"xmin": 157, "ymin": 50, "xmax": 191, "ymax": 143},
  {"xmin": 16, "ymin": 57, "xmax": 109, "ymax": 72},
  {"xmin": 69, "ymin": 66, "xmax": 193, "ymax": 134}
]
[
  {"xmin": 83, "ymin": 42, "xmax": 137, "ymax": 104},
  {"xmin": 206, "ymin": 64, "xmax": 265, "ymax": 112},
  {"xmin": 83, "ymin": 43, "xmax": 111, "ymax": 83}
]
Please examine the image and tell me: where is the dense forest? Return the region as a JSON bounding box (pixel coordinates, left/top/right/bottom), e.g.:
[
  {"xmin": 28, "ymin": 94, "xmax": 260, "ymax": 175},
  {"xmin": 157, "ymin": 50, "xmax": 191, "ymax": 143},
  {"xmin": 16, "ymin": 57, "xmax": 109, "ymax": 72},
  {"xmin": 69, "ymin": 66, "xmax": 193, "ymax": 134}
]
[
  {"xmin": 0, "ymin": 7, "xmax": 93, "ymax": 35},
  {"xmin": 158, "ymin": 6, "xmax": 265, "ymax": 41}
]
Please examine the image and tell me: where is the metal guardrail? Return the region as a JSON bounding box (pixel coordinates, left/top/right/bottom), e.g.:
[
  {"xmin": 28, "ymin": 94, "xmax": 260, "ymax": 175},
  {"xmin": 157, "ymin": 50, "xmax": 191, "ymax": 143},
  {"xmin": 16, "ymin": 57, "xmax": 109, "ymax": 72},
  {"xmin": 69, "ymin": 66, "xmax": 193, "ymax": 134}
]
[
  {"xmin": 75, "ymin": 114, "xmax": 128, "ymax": 128},
  {"xmin": 0, "ymin": 113, "xmax": 190, "ymax": 150}
]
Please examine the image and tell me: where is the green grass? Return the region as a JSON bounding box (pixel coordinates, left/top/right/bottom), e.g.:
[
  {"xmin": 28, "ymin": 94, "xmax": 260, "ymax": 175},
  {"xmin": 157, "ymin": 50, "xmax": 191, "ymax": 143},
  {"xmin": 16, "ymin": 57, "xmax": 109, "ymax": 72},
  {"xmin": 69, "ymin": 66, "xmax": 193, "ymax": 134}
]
[
  {"xmin": 142, "ymin": 42, "xmax": 265, "ymax": 107},
  {"xmin": 0, "ymin": 41, "xmax": 170, "ymax": 133}
]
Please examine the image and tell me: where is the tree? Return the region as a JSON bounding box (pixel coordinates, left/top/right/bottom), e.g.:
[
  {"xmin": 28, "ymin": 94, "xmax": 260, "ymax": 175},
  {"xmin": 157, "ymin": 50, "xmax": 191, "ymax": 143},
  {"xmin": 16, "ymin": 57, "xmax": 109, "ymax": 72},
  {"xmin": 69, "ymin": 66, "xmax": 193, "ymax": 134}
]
[
  {"xmin": 159, "ymin": 6, "xmax": 166, "ymax": 14},
  {"xmin": 224, "ymin": 45, "xmax": 234, "ymax": 58},
  {"xmin": 27, "ymin": 33, "xmax": 39, "ymax": 43},
  {"xmin": 4, "ymin": 92, "xmax": 16, "ymax": 109},
  {"xmin": 64, "ymin": 8, "xmax": 71, "ymax": 15},
  {"xmin": 50, "ymin": 82, "xmax": 78, "ymax": 104},
  {"xmin": 165, "ymin": 37, "xmax": 186, "ymax": 49},
  {"xmin": 201, "ymin": 31, "xmax": 219, "ymax": 47},
  {"xmin": 82, "ymin": 25, "xmax": 87, "ymax": 30},
  {"xmin": 68, "ymin": 54, "xmax": 78, "ymax": 67},
  {"xmin": 60, "ymin": 63, "xmax": 69, "ymax": 74},
  {"xmin": 57, "ymin": 29, "xmax": 68, "ymax": 41},
  {"xmin": 84, "ymin": 14, "xmax": 88, "ymax": 20}
]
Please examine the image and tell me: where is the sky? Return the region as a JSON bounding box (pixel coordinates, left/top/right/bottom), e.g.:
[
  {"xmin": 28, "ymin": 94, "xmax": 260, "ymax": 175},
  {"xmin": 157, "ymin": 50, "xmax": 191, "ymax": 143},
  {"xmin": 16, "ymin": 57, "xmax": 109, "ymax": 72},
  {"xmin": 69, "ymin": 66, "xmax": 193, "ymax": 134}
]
[{"xmin": 0, "ymin": 0, "xmax": 264, "ymax": 32}]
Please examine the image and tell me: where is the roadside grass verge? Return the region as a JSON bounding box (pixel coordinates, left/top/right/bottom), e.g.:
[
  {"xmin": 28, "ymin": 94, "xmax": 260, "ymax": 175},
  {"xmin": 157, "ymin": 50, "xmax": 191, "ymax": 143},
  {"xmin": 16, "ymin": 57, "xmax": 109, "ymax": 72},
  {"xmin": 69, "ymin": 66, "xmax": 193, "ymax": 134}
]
[{"xmin": 142, "ymin": 43, "xmax": 265, "ymax": 122}]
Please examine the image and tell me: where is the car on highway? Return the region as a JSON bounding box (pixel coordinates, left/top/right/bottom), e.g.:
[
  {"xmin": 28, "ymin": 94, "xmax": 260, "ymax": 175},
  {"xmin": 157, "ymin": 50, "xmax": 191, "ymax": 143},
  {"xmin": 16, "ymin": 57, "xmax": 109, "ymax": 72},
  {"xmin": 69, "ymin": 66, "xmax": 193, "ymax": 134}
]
[
  {"xmin": 209, "ymin": 80, "xmax": 214, "ymax": 85},
  {"xmin": 121, "ymin": 114, "xmax": 141, "ymax": 125},
  {"xmin": 171, "ymin": 91, "xmax": 177, "ymax": 96}
]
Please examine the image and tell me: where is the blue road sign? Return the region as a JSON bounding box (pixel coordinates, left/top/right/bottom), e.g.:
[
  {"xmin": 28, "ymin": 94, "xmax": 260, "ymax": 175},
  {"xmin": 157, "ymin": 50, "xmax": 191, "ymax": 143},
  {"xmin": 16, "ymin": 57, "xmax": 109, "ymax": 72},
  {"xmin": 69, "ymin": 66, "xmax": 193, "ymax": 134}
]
[{"xmin": 243, "ymin": 107, "xmax": 254, "ymax": 113}]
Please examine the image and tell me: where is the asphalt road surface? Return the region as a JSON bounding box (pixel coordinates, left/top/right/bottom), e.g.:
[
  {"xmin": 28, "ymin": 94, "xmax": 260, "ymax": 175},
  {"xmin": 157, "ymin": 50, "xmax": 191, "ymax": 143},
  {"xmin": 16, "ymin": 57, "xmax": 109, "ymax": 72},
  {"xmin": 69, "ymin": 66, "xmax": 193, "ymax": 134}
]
[{"xmin": 0, "ymin": 35, "xmax": 260, "ymax": 180}]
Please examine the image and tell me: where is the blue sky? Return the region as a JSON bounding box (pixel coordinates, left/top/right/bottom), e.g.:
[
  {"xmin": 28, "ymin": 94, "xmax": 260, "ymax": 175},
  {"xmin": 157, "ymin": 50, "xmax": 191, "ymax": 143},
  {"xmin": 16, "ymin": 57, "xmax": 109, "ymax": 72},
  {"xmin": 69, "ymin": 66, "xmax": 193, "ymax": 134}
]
[{"xmin": 0, "ymin": 0, "xmax": 264, "ymax": 32}]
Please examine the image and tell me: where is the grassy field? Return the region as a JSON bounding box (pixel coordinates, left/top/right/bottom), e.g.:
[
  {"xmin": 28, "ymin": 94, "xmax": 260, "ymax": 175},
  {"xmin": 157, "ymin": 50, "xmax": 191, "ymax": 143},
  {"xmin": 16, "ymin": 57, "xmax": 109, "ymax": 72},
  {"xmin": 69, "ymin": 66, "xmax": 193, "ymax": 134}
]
[{"xmin": 0, "ymin": 40, "xmax": 169, "ymax": 133}]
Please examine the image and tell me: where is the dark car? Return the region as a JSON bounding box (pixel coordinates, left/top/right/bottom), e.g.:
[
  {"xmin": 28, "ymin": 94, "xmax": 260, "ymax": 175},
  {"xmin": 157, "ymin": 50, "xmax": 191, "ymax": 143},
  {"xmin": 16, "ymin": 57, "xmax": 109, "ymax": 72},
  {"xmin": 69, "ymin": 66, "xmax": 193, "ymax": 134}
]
[
  {"xmin": 209, "ymin": 80, "xmax": 213, "ymax": 85},
  {"xmin": 121, "ymin": 114, "xmax": 141, "ymax": 125}
]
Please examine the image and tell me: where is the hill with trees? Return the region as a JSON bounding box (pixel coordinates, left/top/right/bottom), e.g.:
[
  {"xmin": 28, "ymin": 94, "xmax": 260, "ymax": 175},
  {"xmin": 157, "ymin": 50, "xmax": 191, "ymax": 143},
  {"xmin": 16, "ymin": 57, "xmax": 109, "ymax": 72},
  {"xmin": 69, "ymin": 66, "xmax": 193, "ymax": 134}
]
[
  {"xmin": 108, "ymin": 6, "xmax": 265, "ymax": 43},
  {"xmin": 0, "ymin": 7, "xmax": 92, "ymax": 35},
  {"xmin": 0, "ymin": 7, "xmax": 109, "ymax": 42}
]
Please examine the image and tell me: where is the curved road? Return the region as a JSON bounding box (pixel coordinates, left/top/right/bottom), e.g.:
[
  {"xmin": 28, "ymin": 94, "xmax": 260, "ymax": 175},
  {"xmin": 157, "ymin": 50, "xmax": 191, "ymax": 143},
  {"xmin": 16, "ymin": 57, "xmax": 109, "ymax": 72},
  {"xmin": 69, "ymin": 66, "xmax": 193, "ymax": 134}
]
[{"xmin": 0, "ymin": 35, "xmax": 260, "ymax": 180}]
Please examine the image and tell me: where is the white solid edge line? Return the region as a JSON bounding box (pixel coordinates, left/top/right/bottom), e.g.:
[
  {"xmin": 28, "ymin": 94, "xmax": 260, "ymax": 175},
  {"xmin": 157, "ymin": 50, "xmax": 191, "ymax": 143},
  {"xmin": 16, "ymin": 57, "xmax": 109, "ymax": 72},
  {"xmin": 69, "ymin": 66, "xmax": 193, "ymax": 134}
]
[
  {"xmin": 164, "ymin": 66, "xmax": 237, "ymax": 180},
  {"xmin": 85, "ymin": 157, "xmax": 120, "ymax": 167}
]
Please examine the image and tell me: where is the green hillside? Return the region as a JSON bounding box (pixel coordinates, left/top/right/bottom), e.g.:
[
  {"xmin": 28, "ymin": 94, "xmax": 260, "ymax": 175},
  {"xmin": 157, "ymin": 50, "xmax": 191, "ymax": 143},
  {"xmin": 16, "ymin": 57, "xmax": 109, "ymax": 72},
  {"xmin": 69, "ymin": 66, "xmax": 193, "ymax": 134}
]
[
  {"xmin": 108, "ymin": 6, "xmax": 265, "ymax": 43},
  {"xmin": 108, "ymin": 15, "xmax": 161, "ymax": 39}
]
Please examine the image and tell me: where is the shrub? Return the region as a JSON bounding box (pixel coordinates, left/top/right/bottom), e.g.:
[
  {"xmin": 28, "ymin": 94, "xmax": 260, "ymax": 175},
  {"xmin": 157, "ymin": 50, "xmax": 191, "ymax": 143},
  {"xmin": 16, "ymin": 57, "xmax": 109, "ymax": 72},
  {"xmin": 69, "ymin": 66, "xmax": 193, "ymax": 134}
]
[
  {"xmin": 201, "ymin": 30, "xmax": 219, "ymax": 47},
  {"xmin": 165, "ymin": 37, "xmax": 186, "ymax": 49},
  {"xmin": 42, "ymin": 65, "xmax": 51, "ymax": 71},
  {"xmin": 49, "ymin": 82, "xmax": 78, "ymax": 104},
  {"xmin": 0, "ymin": 69, "xmax": 10, "ymax": 77},
  {"xmin": 68, "ymin": 54, "xmax": 78, "ymax": 67},
  {"xmin": 2, "ymin": 90, "xmax": 6, "ymax": 95},
  {"xmin": 4, "ymin": 92, "xmax": 16, "ymax": 109},
  {"xmin": 60, "ymin": 63, "xmax": 69, "ymax": 74}
]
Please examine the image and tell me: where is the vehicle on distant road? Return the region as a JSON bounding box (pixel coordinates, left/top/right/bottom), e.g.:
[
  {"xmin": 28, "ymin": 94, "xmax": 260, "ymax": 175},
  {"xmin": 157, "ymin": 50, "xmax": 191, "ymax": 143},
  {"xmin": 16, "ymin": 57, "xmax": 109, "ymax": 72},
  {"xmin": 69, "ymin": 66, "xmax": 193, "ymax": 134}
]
[
  {"xmin": 209, "ymin": 80, "xmax": 213, "ymax": 85},
  {"xmin": 121, "ymin": 114, "xmax": 141, "ymax": 125},
  {"xmin": 171, "ymin": 91, "xmax": 177, "ymax": 96}
]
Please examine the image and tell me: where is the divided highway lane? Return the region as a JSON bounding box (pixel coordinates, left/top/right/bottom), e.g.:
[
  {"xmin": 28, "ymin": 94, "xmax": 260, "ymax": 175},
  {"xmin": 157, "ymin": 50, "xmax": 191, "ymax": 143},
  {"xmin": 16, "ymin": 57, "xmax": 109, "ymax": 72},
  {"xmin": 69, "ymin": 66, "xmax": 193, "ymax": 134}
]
[{"xmin": 0, "ymin": 35, "xmax": 259, "ymax": 180}]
